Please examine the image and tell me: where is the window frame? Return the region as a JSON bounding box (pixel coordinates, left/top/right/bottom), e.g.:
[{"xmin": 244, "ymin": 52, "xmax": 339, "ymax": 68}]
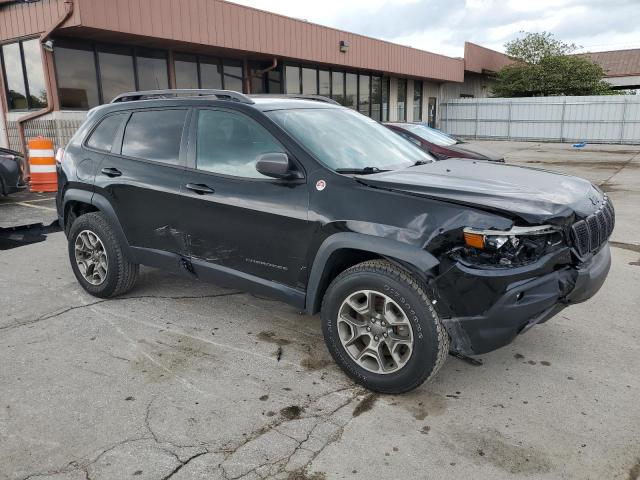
[
  {"xmin": 0, "ymin": 37, "xmax": 48, "ymax": 111},
  {"xmin": 185, "ymin": 106, "xmax": 305, "ymax": 183}
]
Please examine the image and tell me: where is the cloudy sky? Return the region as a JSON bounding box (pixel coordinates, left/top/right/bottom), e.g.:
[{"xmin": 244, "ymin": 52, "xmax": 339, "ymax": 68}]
[{"xmin": 230, "ymin": 0, "xmax": 640, "ymax": 58}]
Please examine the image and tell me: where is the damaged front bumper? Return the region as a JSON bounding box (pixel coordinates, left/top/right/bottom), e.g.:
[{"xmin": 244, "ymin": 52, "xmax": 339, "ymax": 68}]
[{"xmin": 435, "ymin": 243, "xmax": 611, "ymax": 356}]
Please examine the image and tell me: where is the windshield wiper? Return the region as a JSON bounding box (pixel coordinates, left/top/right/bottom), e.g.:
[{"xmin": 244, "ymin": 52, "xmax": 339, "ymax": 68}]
[
  {"xmin": 335, "ymin": 166, "xmax": 389, "ymax": 175},
  {"xmin": 412, "ymin": 160, "xmax": 432, "ymax": 166}
]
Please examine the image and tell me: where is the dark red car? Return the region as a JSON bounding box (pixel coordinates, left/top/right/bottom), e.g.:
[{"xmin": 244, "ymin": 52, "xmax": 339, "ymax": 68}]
[{"xmin": 385, "ymin": 123, "xmax": 505, "ymax": 162}]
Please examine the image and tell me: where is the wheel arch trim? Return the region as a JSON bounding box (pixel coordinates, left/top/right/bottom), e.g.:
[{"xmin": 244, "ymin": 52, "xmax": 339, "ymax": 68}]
[
  {"xmin": 305, "ymin": 232, "xmax": 439, "ymax": 314},
  {"xmin": 62, "ymin": 189, "xmax": 135, "ymax": 261}
]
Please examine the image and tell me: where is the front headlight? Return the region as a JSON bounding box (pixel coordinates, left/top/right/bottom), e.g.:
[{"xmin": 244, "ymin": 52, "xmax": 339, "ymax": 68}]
[{"xmin": 460, "ymin": 225, "xmax": 564, "ymax": 266}]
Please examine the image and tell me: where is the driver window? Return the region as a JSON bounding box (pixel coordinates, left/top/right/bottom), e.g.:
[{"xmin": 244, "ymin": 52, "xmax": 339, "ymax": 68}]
[{"xmin": 196, "ymin": 109, "xmax": 285, "ymax": 178}]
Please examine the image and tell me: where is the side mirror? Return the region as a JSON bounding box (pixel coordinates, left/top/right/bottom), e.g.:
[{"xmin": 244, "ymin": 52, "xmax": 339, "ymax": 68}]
[{"xmin": 255, "ymin": 153, "xmax": 301, "ymax": 179}]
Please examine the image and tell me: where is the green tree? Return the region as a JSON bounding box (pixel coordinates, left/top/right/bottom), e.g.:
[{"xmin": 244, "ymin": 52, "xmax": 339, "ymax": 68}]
[
  {"xmin": 504, "ymin": 32, "xmax": 577, "ymax": 65},
  {"xmin": 491, "ymin": 32, "xmax": 614, "ymax": 97}
]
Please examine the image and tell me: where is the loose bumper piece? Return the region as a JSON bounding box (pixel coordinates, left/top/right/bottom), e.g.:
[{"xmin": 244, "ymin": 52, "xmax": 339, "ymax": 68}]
[{"xmin": 438, "ymin": 244, "xmax": 611, "ymax": 355}]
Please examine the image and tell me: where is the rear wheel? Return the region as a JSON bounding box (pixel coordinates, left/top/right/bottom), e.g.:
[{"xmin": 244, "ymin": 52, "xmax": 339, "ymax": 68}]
[
  {"xmin": 321, "ymin": 260, "xmax": 448, "ymax": 393},
  {"xmin": 68, "ymin": 212, "xmax": 138, "ymax": 298}
]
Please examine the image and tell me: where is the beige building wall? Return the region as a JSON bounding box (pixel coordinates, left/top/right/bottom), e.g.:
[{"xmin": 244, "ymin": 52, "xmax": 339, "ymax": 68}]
[
  {"xmin": 439, "ymin": 72, "xmax": 494, "ymax": 101},
  {"xmin": 423, "ymin": 81, "xmax": 439, "ymax": 124}
]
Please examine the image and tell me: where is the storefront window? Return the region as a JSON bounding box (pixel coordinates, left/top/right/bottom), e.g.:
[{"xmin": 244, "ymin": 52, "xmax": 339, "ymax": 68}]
[
  {"xmin": 98, "ymin": 45, "xmax": 135, "ymax": 103},
  {"xmin": 200, "ymin": 57, "xmax": 223, "ymax": 89},
  {"xmin": 319, "ymin": 70, "xmax": 330, "ymax": 97},
  {"xmin": 397, "ymin": 78, "xmax": 407, "ymax": 122},
  {"xmin": 172, "ymin": 54, "xmax": 244, "ymax": 92},
  {"xmin": 56, "ymin": 43, "xmax": 169, "ymax": 108},
  {"xmin": 136, "ymin": 49, "xmax": 169, "ymax": 90},
  {"xmin": 223, "ymin": 60, "xmax": 243, "ymax": 92},
  {"xmin": 285, "ymin": 65, "xmax": 301, "ymax": 94},
  {"xmin": 267, "ymin": 69, "xmax": 282, "ymax": 93},
  {"xmin": 174, "ymin": 53, "xmax": 199, "ymax": 89},
  {"xmin": 382, "ymin": 77, "xmax": 390, "ymax": 121},
  {"xmin": 1, "ymin": 43, "xmax": 27, "ymax": 110},
  {"xmin": 1, "ymin": 39, "xmax": 48, "ymax": 110},
  {"xmin": 332, "ymin": 71, "xmax": 344, "ymax": 105},
  {"xmin": 413, "ymin": 80, "xmax": 423, "ymax": 122},
  {"xmin": 345, "ymin": 73, "xmax": 357, "ymax": 109},
  {"xmin": 22, "ymin": 40, "xmax": 47, "ymax": 108},
  {"xmin": 371, "ymin": 76, "xmax": 382, "ymax": 121},
  {"xmin": 302, "ymin": 67, "xmax": 317, "ymax": 94},
  {"xmin": 55, "ymin": 44, "xmax": 100, "ymax": 109},
  {"xmin": 358, "ymin": 75, "xmax": 370, "ymax": 116}
]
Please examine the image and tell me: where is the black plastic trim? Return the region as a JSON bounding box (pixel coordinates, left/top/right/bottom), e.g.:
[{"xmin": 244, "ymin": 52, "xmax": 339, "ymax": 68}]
[{"xmin": 305, "ymin": 232, "xmax": 439, "ymax": 314}]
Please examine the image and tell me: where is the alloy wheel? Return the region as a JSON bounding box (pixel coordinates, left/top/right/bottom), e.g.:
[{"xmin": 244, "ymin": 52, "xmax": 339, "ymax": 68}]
[
  {"xmin": 74, "ymin": 229, "xmax": 108, "ymax": 286},
  {"xmin": 337, "ymin": 290, "xmax": 414, "ymax": 374}
]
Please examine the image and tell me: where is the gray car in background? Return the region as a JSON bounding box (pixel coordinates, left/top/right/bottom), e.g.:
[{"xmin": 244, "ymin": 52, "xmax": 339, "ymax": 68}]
[{"xmin": 0, "ymin": 147, "xmax": 26, "ymax": 196}]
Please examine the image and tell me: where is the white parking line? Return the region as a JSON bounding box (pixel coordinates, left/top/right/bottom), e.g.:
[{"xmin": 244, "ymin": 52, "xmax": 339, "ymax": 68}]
[{"xmin": 13, "ymin": 202, "xmax": 56, "ymax": 211}]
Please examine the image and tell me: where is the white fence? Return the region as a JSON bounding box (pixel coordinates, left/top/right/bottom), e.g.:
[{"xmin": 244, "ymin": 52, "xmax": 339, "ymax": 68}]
[{"xmin": 440, "ymin": 95, "xmax": 640, "ymax": 144}]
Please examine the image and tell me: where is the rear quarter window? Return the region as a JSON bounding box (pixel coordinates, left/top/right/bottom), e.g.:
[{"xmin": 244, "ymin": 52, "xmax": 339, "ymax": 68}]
[
  {"xmin": 121, "ymin": 109, "xmax": 187, "ymax": 165},
  {"xmin": 86, "ymin": 113, "xmax": 127, "ymax": 152}
]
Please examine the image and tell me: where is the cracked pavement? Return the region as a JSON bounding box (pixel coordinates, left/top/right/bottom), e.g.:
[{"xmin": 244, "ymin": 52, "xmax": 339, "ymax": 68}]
[{"xmin": 1, "ymin": 142, "xmax": 640, "ymax": 479}]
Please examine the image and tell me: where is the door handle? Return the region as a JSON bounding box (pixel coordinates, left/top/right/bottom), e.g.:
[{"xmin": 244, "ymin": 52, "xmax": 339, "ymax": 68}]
[
  {"xmin": 185, "ymin": 183, "xmax": 215, "ymax": 195},
  {"xmin": 101, "ymin": 167, "xmax": 122, "ymax": 177}
]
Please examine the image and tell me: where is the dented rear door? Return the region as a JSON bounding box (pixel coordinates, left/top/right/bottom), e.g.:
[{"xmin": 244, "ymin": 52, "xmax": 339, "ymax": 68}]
[{"xmin": 93, "ymin": 108, "xmax": 189, "ymax": 254}]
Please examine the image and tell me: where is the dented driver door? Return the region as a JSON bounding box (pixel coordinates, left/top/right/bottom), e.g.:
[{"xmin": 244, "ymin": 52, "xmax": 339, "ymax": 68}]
[{"xmin": 178, "ymin": 108, "xmax": 312, "ymax": 290}]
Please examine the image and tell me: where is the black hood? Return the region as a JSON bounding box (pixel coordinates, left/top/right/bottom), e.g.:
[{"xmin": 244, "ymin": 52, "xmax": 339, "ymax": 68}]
[
  {"xmin": 447, "ymin": 142, "xmax": 504, "ymax": 162},
  {"xmin": 357, "ymin": 159, "xmax": 602, "ymax": 224}
]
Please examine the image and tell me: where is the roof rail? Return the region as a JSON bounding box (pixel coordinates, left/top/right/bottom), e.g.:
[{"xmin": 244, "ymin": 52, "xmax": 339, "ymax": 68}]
[
  {"xmin": 250, "ymin": 94, "xmax": 340, "ymax": 105},
  {"xmin": 110, "ymin": 89, "xmax": 255, "ymax": 104}
]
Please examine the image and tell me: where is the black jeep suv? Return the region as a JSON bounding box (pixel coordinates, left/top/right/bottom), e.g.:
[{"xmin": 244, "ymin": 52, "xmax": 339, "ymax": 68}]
[{"xmin": 56, "ymin": 89, "xmax": 613, "ymax": 393}]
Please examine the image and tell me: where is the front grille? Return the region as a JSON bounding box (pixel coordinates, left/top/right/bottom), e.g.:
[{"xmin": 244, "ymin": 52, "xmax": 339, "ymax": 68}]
[{"xmin": 571, "ymin": 195, "xmax": 615, "ymax": 256}]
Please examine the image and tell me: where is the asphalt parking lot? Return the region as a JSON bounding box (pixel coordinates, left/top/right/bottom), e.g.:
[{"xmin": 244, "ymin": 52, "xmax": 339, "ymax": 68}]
[{"xmin": 1, "ymin": 141, "xmax": 639, "ymax": 480}]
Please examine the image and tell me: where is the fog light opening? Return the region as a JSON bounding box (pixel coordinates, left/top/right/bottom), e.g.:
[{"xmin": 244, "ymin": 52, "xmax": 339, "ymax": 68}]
[{"xmin": 516, "ymin": 292, "xmax": 524, "ymax": 302}]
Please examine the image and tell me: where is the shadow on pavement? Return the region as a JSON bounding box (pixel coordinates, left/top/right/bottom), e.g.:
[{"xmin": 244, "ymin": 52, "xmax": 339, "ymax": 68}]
[{"xmin": 0, "ymin": 220, "xmax": 61, "ymax": 250}]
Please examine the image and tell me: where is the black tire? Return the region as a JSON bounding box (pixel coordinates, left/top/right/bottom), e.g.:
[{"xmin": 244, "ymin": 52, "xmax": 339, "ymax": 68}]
[
  {"xmin": 68, "ymin": 212, "xmax": 139, "ymax": 298},
  {"xmin": 321, "ymin": 260, "xmax": 449, "ymax": 394}
]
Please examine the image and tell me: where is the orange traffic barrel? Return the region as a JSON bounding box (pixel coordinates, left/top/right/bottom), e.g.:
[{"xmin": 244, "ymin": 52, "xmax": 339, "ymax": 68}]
[{"xmin": 28, "ymin": 136, "xmax": 57, "ymax": 192}]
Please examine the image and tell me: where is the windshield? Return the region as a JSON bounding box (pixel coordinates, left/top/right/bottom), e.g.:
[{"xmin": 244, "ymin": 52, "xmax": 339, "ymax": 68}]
[
  {"xmin": 267, "ymin": 108, "xmax": 433, "ymax": 172},
  {"xmin": 402, "ymin": 124, "xmax": 458, "ymax": 146}
]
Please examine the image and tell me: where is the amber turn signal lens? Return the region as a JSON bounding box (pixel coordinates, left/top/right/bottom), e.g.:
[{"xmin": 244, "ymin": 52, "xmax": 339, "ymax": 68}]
[{"xmin": 464, "ymin": 232, "xmax": 484, "ymax": 249}]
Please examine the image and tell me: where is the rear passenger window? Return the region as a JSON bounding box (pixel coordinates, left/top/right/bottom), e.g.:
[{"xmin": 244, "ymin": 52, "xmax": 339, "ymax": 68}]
[
  {"xmin": 86, "ymin": 113, "xmax": 126, "ymax": 152},
  {"xmin": 121, "ymin": 109, "xmax": 187, "ymax": 164},
  {"xmin": 196, "ymin": 109, "xmax": 284, "ymax": 178}
]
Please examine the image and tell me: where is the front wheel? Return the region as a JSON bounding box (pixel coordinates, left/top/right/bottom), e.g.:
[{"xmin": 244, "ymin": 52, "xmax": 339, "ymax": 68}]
[
  {"xmin": 321, "ymin": 260, "xmax": 448, "ymax": 393},
  {"xmin": 68, "ymin": 212, "xmax": 139, "ymax": 298}
]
